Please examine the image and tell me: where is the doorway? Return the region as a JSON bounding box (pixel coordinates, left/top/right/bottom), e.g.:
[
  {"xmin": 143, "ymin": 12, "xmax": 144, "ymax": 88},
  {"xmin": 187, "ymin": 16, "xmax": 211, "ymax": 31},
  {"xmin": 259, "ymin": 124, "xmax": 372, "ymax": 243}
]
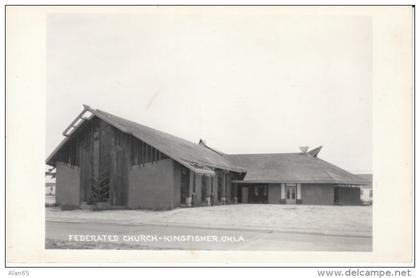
[
  {"xmin": 286, "ymin": 185, "xmax": 297, "ymax": 204},
  {"xmin": 241, "ymin": 186, "xmax": 248, "ymax": 203}
]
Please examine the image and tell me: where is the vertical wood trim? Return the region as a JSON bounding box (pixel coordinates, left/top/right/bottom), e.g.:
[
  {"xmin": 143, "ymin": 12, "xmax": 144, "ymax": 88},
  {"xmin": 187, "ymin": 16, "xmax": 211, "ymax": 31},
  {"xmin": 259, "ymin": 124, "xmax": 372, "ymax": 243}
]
[
  {"xmin": 206, "ymin": 176, "xmax": 211, "ymax": 197},
  {"xmin": 281, "ymin": 184, "xmax": 286, "ymax": 199},
  {"xmin": 110, "ymin": 149, "xmax": 116, "ymax": 205},
  {"xmin": 141, "ymin": 141, "xmax": 145, "ymax": 165},
  {"xmin": 146, "ymin": 144, "xmax": 149, "ymax": 163},
  {"xmin": 297, "ymin": 183, "xmax": 302, "ymax": 200},
  {"xmin": 133, "ymin": 140, "xmax": 138, "ymax": 165},
  {"xmin": 130, "ymin": 136, "xmax": 134, "ymax": 165},
  {"xmin": 222, "ymin": 172, "xmax": 226, "ymax": 197},
  {"xmin": 124, "ymin": 142, "xmax": 130, "ymax": 205},
  {"xmin": 153, "ymin": 148, "xmax": 157, "ymax": 163},
  {"xmin": 189, "ymin": 170, "xmax": 194, "ymax": 196}
]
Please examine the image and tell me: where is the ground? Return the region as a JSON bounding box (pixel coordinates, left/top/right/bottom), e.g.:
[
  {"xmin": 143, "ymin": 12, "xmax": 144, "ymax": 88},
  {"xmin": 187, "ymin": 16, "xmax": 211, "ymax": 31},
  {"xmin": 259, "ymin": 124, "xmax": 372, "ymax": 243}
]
[
  {"xmin": 45, "ymin": 204, "xmax": 372, "ymax": 250},
  {"xmin": 45, "ymin": 195, "xmax": 55, "ymax": 206}
]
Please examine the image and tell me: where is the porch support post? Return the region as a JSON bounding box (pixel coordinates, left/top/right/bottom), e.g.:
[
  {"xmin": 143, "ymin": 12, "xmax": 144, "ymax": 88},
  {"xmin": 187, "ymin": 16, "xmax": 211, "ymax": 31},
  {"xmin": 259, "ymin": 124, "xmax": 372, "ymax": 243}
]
[
  {"xmin": 210, "ymin": 176, "xmax": 215, "ymax": 205},
  {"xmin": 187, "ymin": 170, "xmax": 194, "ymax": 207},
  {"xmin": 205, "ymin": 176, "xmax": 211, "ymax": 206},
  {"xmin": 195, "ymin": 173, "xmax": 202, "ymax": 206},
  {"xmin": 296, "ymin": 183, "xmax": 302, "ymax": 204},
  {"xmin": 280, "ymin": 183, "xmax": 286, "ymax": 204},
  {"xmin": 221, "ymin": 172, "xmax": 226, "ymax": 204},
  {"xmin": 233, "ymin": 183, "xmax": 238, "ymax": 203}
]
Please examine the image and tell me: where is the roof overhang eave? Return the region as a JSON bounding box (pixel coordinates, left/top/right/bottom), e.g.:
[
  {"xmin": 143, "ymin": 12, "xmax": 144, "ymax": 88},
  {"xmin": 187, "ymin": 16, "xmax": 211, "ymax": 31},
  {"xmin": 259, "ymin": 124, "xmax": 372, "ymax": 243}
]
[{"xmin": 231, "ymin": 179, "xmax": 369, "ymax": 185}]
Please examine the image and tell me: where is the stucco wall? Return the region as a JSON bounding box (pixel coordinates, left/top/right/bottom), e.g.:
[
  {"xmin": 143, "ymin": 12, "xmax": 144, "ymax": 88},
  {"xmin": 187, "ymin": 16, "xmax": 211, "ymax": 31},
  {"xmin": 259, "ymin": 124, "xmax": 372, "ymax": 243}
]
[
  {"xmin": 268, "ymin": 184, "xmax": 282, "ymax": 204},
  {"xmin": 336, "ymin": 187, "xmax": 361, "ymax": 205},
  {"xmin": 173, "ymin": 162, "xmax": 182, "ymax": 208},
  {"xmin": 128, "ymin": 159, "xmax": 175, "ymax": 210},
  {"xmin": 55, "ymin": 162, "xmax": 80, "ymax": 206},
  {"xmin": 301, "ymin": 184, "xmax": 334, "ymax": 205}
]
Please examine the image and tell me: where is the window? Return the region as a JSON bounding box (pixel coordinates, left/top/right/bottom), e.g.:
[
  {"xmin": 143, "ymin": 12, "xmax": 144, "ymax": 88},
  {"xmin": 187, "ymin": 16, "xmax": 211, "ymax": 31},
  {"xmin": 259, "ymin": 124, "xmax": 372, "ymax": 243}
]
[{"xmin": 369, "ymin": 190, "xmax": 373, "ymax": 198}]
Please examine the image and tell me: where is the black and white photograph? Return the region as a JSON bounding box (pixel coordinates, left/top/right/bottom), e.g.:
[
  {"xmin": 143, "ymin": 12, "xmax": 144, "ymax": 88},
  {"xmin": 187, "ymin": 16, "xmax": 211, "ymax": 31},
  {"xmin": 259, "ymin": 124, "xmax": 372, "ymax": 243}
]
[
  {"xmin": 6, "ymin": 4, "xmax": 413, "ymax": 269},
  {"xmin": 44, "ymin": 7, "xmax": 373, "ymax": 252}
]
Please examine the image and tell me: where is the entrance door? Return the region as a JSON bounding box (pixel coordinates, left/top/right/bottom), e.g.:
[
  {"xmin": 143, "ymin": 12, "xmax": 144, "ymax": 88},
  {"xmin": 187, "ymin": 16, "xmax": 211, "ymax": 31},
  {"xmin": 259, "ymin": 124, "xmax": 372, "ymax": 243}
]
[
  {"xmin": 250, "ymin": 185, "xmax": 268, "ymax": 203},
  {"xmin": 286, "ymin": 185, "xmax": 297, "ymax": 204},
  {"xmin": 241, "ymin": 186, "xmax": 248, "ymax": 203}
]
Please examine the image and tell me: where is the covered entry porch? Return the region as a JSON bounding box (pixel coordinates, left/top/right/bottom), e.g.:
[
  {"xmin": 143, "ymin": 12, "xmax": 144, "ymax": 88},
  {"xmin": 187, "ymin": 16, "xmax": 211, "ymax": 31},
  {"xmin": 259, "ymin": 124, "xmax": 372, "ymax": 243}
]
[
  {"xmin": 179, "ymin": 167, "xmax": 242, "ymax": 207},
  {"xmin": 234, "ymin": 182, "xmax": 303, "ymax": 204}
]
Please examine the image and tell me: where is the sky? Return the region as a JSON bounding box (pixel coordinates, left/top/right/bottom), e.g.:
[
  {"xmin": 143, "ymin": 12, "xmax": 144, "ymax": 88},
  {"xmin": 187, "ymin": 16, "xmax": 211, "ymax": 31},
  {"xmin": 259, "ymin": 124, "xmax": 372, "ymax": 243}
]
[{"xmin": 46, "ymin": 8, "xmax": 372, "ymax": 174}]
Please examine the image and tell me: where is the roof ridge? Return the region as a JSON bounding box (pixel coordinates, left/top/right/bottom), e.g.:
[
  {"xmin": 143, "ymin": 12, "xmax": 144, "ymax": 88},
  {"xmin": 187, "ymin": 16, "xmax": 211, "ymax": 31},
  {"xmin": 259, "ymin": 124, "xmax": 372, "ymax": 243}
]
[
  {"xmin": 91, "ymin": 108, "xmax": 247, "ymax": 173},
  {"xmin": 228, "ymin": 152, "xmax": 306, "ymax": 156}
]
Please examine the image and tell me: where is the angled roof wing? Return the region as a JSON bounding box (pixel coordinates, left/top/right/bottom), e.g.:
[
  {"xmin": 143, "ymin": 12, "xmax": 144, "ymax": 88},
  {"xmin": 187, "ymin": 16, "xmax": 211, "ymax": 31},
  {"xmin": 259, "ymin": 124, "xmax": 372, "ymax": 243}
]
[{"xmin": 46, "ymin": 105, "xmax": 247, "ymax": 175}]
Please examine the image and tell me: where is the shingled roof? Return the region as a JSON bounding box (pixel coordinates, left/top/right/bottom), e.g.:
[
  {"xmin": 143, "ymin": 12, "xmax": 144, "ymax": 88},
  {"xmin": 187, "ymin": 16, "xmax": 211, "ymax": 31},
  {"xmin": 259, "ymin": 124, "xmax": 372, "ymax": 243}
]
[
  {"xmin": 47, "ymin": 105, "xmax": 366, "ymax": 185},
  {"xmin": 229, "ymin": 152, "xmax": 367, "ymax": 185},
  {"xmin": 46, "ymin": 106, "xmax": 246, "ymax": 175},
  {"xmin": 357, "ymin": 174, "xmax": 373, "ymax": 188}
]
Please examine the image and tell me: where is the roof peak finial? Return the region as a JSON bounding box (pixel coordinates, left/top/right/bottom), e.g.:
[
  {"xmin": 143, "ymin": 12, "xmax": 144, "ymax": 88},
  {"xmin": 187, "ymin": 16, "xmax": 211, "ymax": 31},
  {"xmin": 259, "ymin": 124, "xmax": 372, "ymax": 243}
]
[
  {"xmin": 299, "ymin": 146, "xmax": 309, "ymax": 153},
  {"xmin": 199, "ymin": 138, "xmax": 206, "ymax": 145},
  {"xmin": 308, "ymin": 146, "xmax": 323, "ymax": 158}
]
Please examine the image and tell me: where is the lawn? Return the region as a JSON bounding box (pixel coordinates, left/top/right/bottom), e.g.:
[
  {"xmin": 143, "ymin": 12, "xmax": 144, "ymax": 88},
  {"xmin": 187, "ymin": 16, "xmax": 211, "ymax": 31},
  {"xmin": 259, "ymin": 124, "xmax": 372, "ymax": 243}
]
[{"xmin": 46, "ymin": 204, "xmax": 371, "ymax": 237}]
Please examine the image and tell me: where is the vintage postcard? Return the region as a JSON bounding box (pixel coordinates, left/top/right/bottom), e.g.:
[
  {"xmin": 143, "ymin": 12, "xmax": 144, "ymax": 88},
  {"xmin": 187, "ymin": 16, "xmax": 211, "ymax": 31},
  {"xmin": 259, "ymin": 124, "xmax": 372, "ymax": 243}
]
[{"xmin": 6, "ymin": 5, "xmax": 413, "ymax": 266}]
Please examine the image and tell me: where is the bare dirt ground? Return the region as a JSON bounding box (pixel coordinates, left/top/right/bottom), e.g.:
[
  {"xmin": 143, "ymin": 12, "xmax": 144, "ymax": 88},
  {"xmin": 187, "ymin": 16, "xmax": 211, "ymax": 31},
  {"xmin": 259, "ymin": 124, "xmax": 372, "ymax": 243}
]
[
  {"xmin": 45, "ymin": 195, "xmax": 56, "ymax": 206},
  {"xmin": 46, "ymin": 204, "xmax": 371, "ymax": 237},
  {"xmin": 45, "ymin": 238, "xmax": 169, "ymax": 249},
  {"xmin": 45, "ymin": 221, "xmax": 371, "ymax": 251}
]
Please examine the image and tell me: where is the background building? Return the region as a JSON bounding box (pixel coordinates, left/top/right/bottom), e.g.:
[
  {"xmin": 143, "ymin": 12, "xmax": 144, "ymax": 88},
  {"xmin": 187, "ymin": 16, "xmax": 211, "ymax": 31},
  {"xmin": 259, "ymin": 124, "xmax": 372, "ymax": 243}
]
[{"xmin": 358, "ymin": 174, "xmax": 373, "ymax": 205}]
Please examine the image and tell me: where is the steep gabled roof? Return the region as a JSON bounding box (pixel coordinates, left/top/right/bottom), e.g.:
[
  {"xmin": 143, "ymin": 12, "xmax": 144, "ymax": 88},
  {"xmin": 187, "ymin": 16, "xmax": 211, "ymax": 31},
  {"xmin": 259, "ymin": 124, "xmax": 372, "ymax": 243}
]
[
  {"xmin": 46, "ymin": 106, "xmax": 246, "ymax": 175},
  {"xmin": 229, "ymin": 152, "xmax": 367, "ymax": 185},
  {"xmin": 47, "ymin": 105, "xmax": 366, "ymax": 184}
]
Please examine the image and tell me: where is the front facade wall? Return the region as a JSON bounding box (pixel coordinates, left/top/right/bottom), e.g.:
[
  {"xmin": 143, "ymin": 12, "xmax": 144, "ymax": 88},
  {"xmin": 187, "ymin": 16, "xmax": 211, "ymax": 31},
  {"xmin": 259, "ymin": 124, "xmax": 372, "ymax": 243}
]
[
  {"xmin": 128, "ymin": 158, "xmax": 175, "ymax": 210},
  {"xmin": 54, "ymin": 117, "xmax": 172, "ymax": 207},
  {"xmin": 301, "ymin": 184, "xmax": 334, "ymax": 205},
  {"xmin": 336, "ymin": 187, "xmax": 361, "ymax": 205},
  {"xmin": 55, "ymin": 162, "xmax": 80, "ymax": 206},
  {"xmin": 173, "ymin": 162, "xmax": 182, "ymax": 208},
  {"xmin": 268, "ymin": 184, "xmax": 282, "ymax": 204}
]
